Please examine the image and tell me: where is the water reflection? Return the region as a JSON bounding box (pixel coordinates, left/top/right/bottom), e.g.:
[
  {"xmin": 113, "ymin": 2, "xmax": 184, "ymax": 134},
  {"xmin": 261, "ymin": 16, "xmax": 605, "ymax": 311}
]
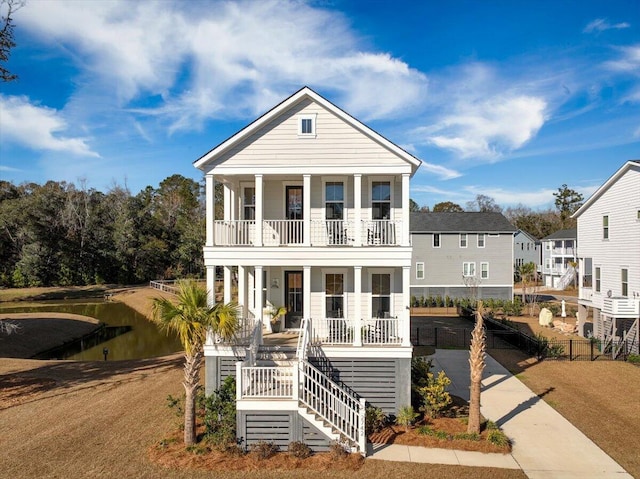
[{"xmin": 0, "ymin": 300, "xmax": 182, "ymax": 360}]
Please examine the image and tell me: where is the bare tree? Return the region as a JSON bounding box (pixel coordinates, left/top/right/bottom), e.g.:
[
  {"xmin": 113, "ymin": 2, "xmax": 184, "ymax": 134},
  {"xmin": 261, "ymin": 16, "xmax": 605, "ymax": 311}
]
[{"xmin": 0, "ymin": 0, "xmax": 24, "ymax": 82}]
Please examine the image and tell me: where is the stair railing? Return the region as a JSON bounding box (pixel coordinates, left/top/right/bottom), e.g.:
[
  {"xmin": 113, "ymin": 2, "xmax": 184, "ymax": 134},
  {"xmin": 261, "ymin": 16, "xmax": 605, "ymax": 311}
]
[{"xmin": 296, "ymin": 316, "xmax": 311, "ymax": 360}]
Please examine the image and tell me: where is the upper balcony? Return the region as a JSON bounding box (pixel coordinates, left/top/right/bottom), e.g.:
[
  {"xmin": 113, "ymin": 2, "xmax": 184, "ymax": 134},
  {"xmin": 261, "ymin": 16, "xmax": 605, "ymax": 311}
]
[{"xmin": 212, "ymin": 219, "xmax": 402, "ymax": 247}]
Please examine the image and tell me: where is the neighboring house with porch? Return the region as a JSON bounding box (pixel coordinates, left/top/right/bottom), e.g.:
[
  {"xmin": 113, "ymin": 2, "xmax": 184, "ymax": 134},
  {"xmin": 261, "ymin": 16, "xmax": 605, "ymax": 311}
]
[
  {"xmin": 513, "ymin": 229, "xmax": 541, "ymax": 280},
  {"xmin": 410, "ymin": 212, "xmax": 516, "ymax": 301},
  {"xmin": 572, "ymin": 160, "xmax": 640, "ymax": 356},
  {"xmin": 540, "ymin": 228, "xmax": 577, "ymax": 289},
  {"xmin": 194, "ymin": 87, "xmax": 420, "ymax": 454}
]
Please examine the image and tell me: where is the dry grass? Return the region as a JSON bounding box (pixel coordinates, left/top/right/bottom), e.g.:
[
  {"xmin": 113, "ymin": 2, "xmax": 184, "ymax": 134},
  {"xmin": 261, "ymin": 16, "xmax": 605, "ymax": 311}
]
[{"xmin": 491, "ymin": 349, "xmax": 640, "ymax": 478}]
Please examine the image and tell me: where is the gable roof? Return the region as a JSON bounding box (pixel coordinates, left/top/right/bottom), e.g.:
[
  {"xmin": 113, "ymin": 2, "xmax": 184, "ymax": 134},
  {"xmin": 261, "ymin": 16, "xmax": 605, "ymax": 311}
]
[
  {"xmin": 410, "ymin": 212, "xmax": 517, "ymax": 233},
  {"xmin": 515, "ymin": 229, "xmax": 539, "ymax": 242},
  {"xmin": 542, "ymin": 228, "xmax": 577, "ymax": 241},
  {"xmin": 572, "ymin": 160, "xmax": 640, "ymax": 218},
  {"xmin": 193, "ymin": 86, "xmax": 422, "ymax": 173}
]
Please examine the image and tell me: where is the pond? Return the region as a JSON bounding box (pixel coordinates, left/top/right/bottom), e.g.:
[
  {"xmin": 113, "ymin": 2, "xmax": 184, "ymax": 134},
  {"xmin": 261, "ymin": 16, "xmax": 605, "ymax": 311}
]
[{"xmin": 0, "ymin": 300, "xmax": 182, "ymax": 360}]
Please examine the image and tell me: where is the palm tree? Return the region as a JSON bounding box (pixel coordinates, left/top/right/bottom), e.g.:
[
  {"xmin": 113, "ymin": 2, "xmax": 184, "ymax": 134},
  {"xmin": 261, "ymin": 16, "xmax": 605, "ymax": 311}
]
[
  {"xmin": 467, "ymin": 300, "xmax": 486, "ymax": 435},
  {"xmin": 151, "ymin": 280, "xmax": 239, "ymax": 445}
]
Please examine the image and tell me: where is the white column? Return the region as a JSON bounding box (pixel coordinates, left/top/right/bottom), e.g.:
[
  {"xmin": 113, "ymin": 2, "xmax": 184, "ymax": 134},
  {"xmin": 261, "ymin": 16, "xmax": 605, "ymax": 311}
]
[
  {"xmin": 402, "ymin": 173, "xmax": 410, "ymax": 246},
  {"xmin": 255, "ymin": 174, "xmax": 263, "ymax": 247},
  {"xmin": 303, "ymin": 266, "xmax": 311, "ymax": 321},
  {"xmin": 223, "ymin": 183, "xmax": 231, "ymax": 221},
  {"xmin": 223, "ymin": 266, "xmax": 232, "ymax": 304},
  {"xmin": 255, "ymin": 265, "xmax": 266, "ymax": 331},
  {"xmin": 303, "ymin": 174, "xmax": 311, "ymax": 246},
  {"xmin": 206, "ymin": 266, "xmax": 216, "ymax": 307},
  {"xmin": 354, "ymin": 266, "xmax": 362, "ymax": 347},
  {"xmin": 354, "ymin": 174, "xmax": 362, "ymax": 247},
  {"xmin": 238, "ymin": 265, "xmax": 247, "ymax": 318},
  {"xmin": 229, "ymin": 182, "xmax": 237, "ymax": 221},
  {"xmin": 205, "ymin": 175, "xmax": 215, "ymax": 246},
  {"xmin": 402, "ymin": 265, "xmax": 411, "ymax": 347}
]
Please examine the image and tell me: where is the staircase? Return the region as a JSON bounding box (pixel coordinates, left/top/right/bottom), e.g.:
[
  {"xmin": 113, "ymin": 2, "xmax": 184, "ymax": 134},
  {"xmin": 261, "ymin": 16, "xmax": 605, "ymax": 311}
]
[
  {"xmin": 237, "ymin": 317, "xmax": 367, "ymax": 454},
  {"xmin": 556, "ymin": 265, "xmax": 576, "ymax": 290}
]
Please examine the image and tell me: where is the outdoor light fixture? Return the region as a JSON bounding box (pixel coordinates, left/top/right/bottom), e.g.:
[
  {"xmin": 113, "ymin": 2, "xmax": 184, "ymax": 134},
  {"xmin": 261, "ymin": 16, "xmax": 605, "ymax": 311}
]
[{"xmin": 103, "ymin": 348, "xmax": 109, "ymax": 361}]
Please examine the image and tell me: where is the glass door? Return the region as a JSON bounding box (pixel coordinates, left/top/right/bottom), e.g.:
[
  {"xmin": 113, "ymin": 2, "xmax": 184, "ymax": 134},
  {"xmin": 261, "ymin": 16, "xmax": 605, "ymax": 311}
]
[{"xmin": 284, "ymin": 271, "xmax": 303, "ymax": 329}]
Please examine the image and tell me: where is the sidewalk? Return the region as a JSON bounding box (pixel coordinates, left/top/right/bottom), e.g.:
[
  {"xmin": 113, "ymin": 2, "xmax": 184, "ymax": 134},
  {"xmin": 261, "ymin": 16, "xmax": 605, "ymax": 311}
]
[{"xmin": 419, "ymin": 350, "xmax": 631, "ymax": 478}]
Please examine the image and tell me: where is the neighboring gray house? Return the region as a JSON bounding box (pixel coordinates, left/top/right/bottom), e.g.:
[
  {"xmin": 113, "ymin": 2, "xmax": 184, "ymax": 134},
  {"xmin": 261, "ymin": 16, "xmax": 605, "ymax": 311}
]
[
  {"xmin": 195, "ymin": 87, "xmax": 420, "ymax": 455},
  {"xmin": 541, "ymin": 228, "xmax": 577, "ymax": 289},
  {"xmin": 514, "ymin": 229, "xmax": 541, "ymax": 279},
  {"xmin": 410, "ymin": 212, "xmax": 516, "ymax": 301}
]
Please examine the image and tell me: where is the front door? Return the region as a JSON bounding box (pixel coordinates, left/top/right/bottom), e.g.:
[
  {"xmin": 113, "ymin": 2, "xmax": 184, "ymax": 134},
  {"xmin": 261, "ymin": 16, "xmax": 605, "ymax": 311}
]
[
  {"xmin": 285, "ymin": 186, "xmax": 303, "ymax": 243},
  {"xmin": 284, "ymin": 271, "xmax": 303, "ymax": 329}
]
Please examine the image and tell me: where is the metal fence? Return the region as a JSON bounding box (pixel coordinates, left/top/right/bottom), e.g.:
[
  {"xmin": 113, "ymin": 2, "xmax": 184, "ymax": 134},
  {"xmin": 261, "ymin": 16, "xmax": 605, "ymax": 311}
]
[{"xmin": 410, "ymin": 325, "xmax": 637, "ymax": 361}]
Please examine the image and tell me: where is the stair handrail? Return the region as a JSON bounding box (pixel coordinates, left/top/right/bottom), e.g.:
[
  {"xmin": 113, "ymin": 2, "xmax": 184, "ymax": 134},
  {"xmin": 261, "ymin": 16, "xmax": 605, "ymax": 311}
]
[
  {"xmin": 298, "ymin": 358, "xmax": 366, "ymax": 454},
  {"xmin": 296, "ymin": 316, "xmax": 311, "ymax": 360}
]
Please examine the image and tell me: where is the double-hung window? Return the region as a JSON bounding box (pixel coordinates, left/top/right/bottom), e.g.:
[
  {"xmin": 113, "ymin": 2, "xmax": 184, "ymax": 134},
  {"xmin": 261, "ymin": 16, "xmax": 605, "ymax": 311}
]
[
  {"xmin": 325, "ymin": 273, "xmax": 344, "ymax": 318},
  {"xmin": 595, "ymin": 267, "xmax": 601, "ymax": 293},
  {"xmin": 433, "ymin": 233, "xmax": 441, "ymax": 248},
  {"xmin": 480, "ymin": 262, "xmax": 489, "ymax": 279},
  {"xmin": 460, "ymin": 233, "xmax": 468, "ymax": 248},
  {"xmin": 372, "ymin": 273, "xmax": 391, "ymax": 318},
  {"xmin": 603, "ymin": 215, "xmax": 609, "ymax": 240},
  {"xmin": 622, "ymin": 268, "xmax": 629, "ymax": 297},
  {"xmin": 372, "ymin": 182, "xmax": 391, "ymax": 219},
  {"xmin": 325, "ymin": 182, "xmax": 344, "ymax": 220},
  {"xmin": 416, "ymin": 262, "xmax": 425, "ymax": 280},
  {"xmin": 243, "ymin": 187, "xmax": 256, "ymax": 220},
  {"xmin": 477, "ymin": 234, "xmax": 485, "ymax": 248},
  {"xmin": 463, "ymin": 262, "xmax": 476, "ymax": 277}
]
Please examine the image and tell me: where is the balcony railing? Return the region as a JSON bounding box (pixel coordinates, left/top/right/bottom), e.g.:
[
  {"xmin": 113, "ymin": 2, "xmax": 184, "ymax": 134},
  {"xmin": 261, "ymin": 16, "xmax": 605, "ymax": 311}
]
[
  {"xmin": 211, "ymin": 219, "xmax": 402, "ymax": 247},
  {"xmin": 311, "ymin": 316, "xmax": 403, "ymax": 345},
  {"xmin": 603, "ymin": 297, "xmax": 640, "ymax": 318}
]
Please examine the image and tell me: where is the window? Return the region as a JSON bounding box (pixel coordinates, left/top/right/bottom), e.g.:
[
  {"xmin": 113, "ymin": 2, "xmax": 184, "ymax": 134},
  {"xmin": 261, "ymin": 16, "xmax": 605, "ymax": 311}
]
[
  {"xmin": 603, "ymin": 215, "xmax": 609, "ymax": 240},
  {"xmin": 546, "ymin": 242, "xmax": 550, "ymax": 250},
  {"xmin": 583, "ymin": 258, "xmax": 592, "ymax": 288},
  {"xmin": 262, "ymin": 270, "xmax": 268, "ymax": 306},
  {"xmin": 477, "ymin": 233, "xmax": 485, "ymax": 248},
  {"xmin": 372, "ymin": 273, "xmax": 391, "ymax": 318},
  {"xmin": 325, "ymin": 182, "xmax": 344, "ymax": 220},
  {"xmin": 546, "ymin": 258, "xmax": 551, "ymax": 270},
  {"xmin": 243, "ymin": 187, "xmax": 255, "ymax": 220},
  {"xmin": 298, "ymin": 114, "xmax": 316, "ymax": 137},
  {"xmin": 637, "ymin": 209, "xmax": 640, "ymax": 221},
  {"xmin": 463, "ymin": 262, "xmax": 476, "ymax": 277},
  {"xmin": 416, "ymin": 262, "xmax": 424, "ymax": 280},
  {"xmin": 372, "ymin": 181, "xmax": 391, "ymax": 219},
  {"xmin": 433, "ymin": 233, "xmax": 441, "ymax": 248},
  {"xmin": 480, "ymin": 262, "xmax": 489, "ymax": 279},
  {"xmin": 595, "ymin": 267, "xmax": 601, "ymax": 293},
  {"xmin": 460, "ymin": 233, "xmax": 468, "ymax": 248},
  {"xmin": 325, "ymin": 273, "xmax": 344, "ymax": 318},
  {"xmin": 622, "ymin": 268, "xmax": 628, "ymax": 297}
]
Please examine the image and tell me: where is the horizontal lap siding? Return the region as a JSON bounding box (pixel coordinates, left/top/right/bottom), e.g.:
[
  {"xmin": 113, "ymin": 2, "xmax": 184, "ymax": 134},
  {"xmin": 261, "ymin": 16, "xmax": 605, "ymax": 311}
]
[
  {"xmin": 302, "ymin": 417, "xmax": 331, "ymax": 452},
  {"xmin": 311, "ymin": 357, "xmax": 398, "ymax": 414},
  {"xmin": 242, "ymin": 413, "xmax": 292, "ymax": 449}
]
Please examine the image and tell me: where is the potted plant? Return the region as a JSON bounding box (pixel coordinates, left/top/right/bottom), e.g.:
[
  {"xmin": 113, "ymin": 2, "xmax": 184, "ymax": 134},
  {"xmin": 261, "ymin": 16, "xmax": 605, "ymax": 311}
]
[{"xmin": 270, "ymin": 306, "xmax": 288, "ymax": 333}]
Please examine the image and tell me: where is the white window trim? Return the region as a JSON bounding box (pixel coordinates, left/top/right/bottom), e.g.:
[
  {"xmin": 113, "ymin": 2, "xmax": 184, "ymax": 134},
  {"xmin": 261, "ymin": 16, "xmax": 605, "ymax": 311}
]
[
  {"xmin": 463, "ymin": 262, "xmax": 476, "ymax": 277},
  {"xmin": 603, "ymin": 214, "xmax": 609, "ymax": 240},
  {"xmin": 369, "ymin": 268, "xmax": 394, "ymax": 319},
  {"xmin": 322, "ymin": 268, "xmax": 347, "ymax": 319},
  {"xmin": 322, "ymin": 177, "xmax": 348, "ymax": 220},
  {"xmin": 595, "ymin": 266, "xmax": 601, "ymax": 293},
  {"xmin": 480, "ymin": 262, "xmax": 489, "ymax": 279},
  {"xmin": 621, "ymin": 267, "xmax": 629, "ymax": 297},
  {"xmin": 416, "ymin": 262, "xmax": 425, "ymax": 280},
  {"xmin": 477, "ymin": 233, "xmax": 486, "ymax": 248},
  {"xmin": 368, "ymin": 177, "xmax": 394, "ymax": 221},
  {"xmin": 240, "ymin": 182, "xmax": 255, "ymax": 220},
  {"xmin": 460, "ymin": 233, "xmax": 468, "ymax": 248},
  {"xmin": 432, "ymin": 233, "xmax": 441, "ymax": 248},
  {"xmin": 297, "ymin": 113, "xmax": 317, "ymax": 138},
  {"xmin": 281, "ymin": 181, "xmax": 304, "ymax": 218}
]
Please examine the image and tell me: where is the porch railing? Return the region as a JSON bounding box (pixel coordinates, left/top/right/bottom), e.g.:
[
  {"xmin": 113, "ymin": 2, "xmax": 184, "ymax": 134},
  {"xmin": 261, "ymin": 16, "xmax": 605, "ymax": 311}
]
[
  {"xmin": 311, "ymin": 317, "xmax": 402, "ymax": 345},
  {"xmin": 239, "ymin": 365, "xmax": 294, "ymax": 398},
  {"xmin": 206, "ymin": 316, "xmax": 261, "ymax": 346},
  {"xmin": 211, "ymin": 219, "xmax": 402, "ymax": 246}
]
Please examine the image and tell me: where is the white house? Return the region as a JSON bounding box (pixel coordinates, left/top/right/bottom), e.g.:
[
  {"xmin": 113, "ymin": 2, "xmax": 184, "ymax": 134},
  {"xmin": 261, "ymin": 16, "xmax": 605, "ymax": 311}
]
[
  {"xmin": 540, "ymin": 228, "xmax": 577, "ymax": 289},
  {"xmin": 194, "ymin": 87, "xmax": 421, "ymax": 454},
  {"xmin": 513, "ymin": 229, "xmax": 541, "ymax": 280},
  {"xmin": 573, "ymin": 160, "xmax": 640, "ymax": 356}
]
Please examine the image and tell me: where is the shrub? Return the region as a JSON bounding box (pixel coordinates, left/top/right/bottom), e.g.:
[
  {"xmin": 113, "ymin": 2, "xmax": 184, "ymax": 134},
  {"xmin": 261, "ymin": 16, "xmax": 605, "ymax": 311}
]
[
  {"xmin": 484, "ymin": 420, "xmax": 498, "ymax": 430},
  {"xmin": 328, "ymin": 441, "xmax": 348, "ymax": 459},
  {"xmin": 536, "ymin": 334, "xmax": 565, "ymax": 358},
  {"xmin": 411, "ymin": 357, "xmax": 432, "ymax": 409},
  {"xmin": 454, "ymin": 432, "xmax": 480, "ymax": 441},
  {"xmin": 627, "ymin": 354, "xmax": 640, "ymax": 364},
  {"xmin": 416, "ymin": 425, "xmax": 449, "ymax": 440},
  {"xmin": 250, "ymin": 441, "xmax": 279, "ymax": 460},
  {"xmin": 365, "ymin": 406, "xmax": 387, "ymax": 435},
  {"xmin": 396, "ymin": 405, "xmax": 419, "ymax": 431},
  {"xmin": 288, "ymin": 441, "xmax": 312, "ymax": 459},
  {"xmin": 487, "ymin": 429, "xmax": 510, "ymax": 447},
  {"xmin": 201, "ymin": 376, "xmax": 237, "ymax": 446},
  {"xmin": 417, "ymin": 370, "xmax": 452, "ymax": 418}
]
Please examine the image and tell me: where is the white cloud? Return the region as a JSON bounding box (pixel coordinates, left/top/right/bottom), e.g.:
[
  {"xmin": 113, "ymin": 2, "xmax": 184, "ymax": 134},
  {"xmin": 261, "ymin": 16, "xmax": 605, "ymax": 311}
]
[
  {"xmin": 421, "ymin": 94, "xmax": 547, "ymax": 159},
  {"xmin": 19, "ymin": 0, "xmax": 428, "ymax": 132},
  {"xmin": 417, "ymin": 162, "xmax": 462, "ymax": 180},
  {"xmin": 606, "ymin": 44, "xmax": 640, "ymax": 73},
  {"xmin": 583, "ymin": 18, "xmax": 630, "ymax": 34},
  {"xmin": 0, "ymin": 95, "xmax": 99, "ymax": 157}
]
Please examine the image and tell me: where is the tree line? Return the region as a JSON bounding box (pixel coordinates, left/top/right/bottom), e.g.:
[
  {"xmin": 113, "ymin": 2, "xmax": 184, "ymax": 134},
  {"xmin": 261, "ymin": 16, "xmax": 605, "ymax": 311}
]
[{"xmin": 0, "ymin": 175, "xmax": 215, "ymax": 287}]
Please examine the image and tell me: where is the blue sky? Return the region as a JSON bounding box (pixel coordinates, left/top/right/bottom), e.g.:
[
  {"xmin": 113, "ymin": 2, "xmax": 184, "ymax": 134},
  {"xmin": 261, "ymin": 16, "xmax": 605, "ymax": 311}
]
[{"xmin": 0, "ymin": 0, "xmax": 638, "ymax": 210}]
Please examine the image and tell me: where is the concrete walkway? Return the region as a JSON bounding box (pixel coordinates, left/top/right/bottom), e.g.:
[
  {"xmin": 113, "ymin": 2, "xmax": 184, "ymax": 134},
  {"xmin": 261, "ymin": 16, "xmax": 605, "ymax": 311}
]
[{"xmin": 371, "ymin": 350, "xmax": 632, "ymax": 478}]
